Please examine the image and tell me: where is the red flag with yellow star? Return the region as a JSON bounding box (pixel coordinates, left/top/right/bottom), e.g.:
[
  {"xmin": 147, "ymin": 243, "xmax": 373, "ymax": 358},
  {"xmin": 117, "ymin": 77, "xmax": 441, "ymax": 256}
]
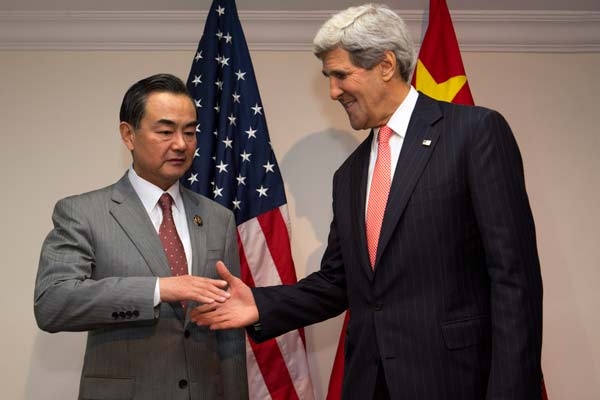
[{"xmin": 412, "ymin": 0, "xmax": 474, "ymax": 105}]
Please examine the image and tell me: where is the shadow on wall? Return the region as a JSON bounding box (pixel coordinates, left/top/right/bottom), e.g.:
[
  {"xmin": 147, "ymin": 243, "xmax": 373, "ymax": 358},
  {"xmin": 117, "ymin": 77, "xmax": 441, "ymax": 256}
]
[
  {"xmin": 280, "ymin": 128, "xmax": 363, "ymax": 275},
  {"xmin": 25, "ymin": 331, "xmax": 86, "ymax": 399}
]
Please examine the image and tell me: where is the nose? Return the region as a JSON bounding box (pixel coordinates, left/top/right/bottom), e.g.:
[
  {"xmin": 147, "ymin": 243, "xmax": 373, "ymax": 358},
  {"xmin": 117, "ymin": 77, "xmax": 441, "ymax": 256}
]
[
  {"xmin": 329, "ymin": 78, "xmax": 343, "ymax": 101},
  {"xmin": 171, "ymin": 131, "xmax": 187, "ymax": 151}
]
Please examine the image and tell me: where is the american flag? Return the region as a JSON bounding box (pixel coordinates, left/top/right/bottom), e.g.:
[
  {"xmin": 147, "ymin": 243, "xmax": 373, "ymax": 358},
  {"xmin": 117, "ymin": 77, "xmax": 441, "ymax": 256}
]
[{"xmin": 181, "ymin": 1, "xmax": 315, "ymax": 399}]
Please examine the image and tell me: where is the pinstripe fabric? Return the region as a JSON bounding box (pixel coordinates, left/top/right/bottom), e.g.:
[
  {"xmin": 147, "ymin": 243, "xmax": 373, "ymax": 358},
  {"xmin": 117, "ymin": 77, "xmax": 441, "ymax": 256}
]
[
  {"xmin": 34, "ymin": 173, "xmax": 248, "ymax": 400},
  {"xmin": 250, "ymin": 94, "xmax": 543, "ymax": 400}
]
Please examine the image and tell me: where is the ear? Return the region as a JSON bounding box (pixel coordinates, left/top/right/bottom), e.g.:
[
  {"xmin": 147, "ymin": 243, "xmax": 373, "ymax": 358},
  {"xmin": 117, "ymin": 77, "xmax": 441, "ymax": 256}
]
[
  {"xmin": 379, "ymin": 50, "xmax": 397, "ymax": 82},
  {"xmin": 119, "ymin": 122, "xmax": 135, "ymax": 151}
]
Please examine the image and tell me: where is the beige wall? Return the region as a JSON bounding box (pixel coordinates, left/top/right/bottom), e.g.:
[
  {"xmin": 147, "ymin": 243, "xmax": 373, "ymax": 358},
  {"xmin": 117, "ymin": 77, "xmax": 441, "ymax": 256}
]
[{"xmin": 1, "ymin": 50, "xmax": 598, "ymax": 399}]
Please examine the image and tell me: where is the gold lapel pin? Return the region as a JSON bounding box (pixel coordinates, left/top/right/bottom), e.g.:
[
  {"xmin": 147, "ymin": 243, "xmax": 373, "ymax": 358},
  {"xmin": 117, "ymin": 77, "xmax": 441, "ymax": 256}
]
[
  {"xmin": 193, "ymin": 215, "xmax": 203, "ymax": 226},
  {"xmin": 422, "ymin": 139, "xmax": 432, "ymax": 146}
]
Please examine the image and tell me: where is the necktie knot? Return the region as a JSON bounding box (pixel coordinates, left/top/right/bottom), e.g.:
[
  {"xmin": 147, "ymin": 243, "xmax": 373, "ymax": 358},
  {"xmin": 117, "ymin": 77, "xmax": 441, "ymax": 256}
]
[
  {"xmin": 158, "ymin": 193, "xmax": 174, "ymax": 214},
  {"xmin": 378, "ymin": 126, "xmax": 394, "ymax": 145}
]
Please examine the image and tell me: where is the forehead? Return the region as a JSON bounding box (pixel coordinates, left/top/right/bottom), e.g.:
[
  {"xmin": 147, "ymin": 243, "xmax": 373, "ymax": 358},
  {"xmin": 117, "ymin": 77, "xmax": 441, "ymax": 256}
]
[
  {"xmin": 321, "ymin": 47, "xmax": 357, "ymax": 74},
  {"xmin": 143, "ymin": 92, "xmax": 195, "ymax": 120}
]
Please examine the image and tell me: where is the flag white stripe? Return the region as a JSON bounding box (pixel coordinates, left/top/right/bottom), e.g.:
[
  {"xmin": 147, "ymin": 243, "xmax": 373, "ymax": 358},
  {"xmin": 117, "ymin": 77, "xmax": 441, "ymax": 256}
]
[
  {"xmin": 245, "ymin": 336, "xmax": 271, "ymax": 400},
  {"xmin": 239, "ymin": 214, "xmax": 315, "ymax": 399}
]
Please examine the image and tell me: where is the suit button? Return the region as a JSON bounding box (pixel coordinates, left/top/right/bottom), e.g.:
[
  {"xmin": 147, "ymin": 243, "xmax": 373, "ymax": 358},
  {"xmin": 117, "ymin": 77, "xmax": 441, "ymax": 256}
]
[
  {"xmin": 112, "ymin": 312, "xmax": 118, "ymax": 319},
  {"xmin": 178, "ymin": 379, "xmax": 188, "ymax": 389},
  {"xmin": 119, "ymin": 311, "xmax": 126, "ymax": 319},
  {"xmin": 132, "ymin": 310, "xmax": 139, "ymax": 318},
  {"xmin": 184, "ymin": 330, "xmax": 191, "ymax": 338},
  {"xmin": 374, "ymin": 303, "xmax": 383, "ymax": 311}
]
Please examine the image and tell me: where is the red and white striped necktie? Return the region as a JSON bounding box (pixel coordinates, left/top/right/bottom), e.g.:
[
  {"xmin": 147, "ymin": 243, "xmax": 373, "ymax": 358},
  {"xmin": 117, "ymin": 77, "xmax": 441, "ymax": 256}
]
[{"xmin": 366, "ymin": 126, "xmax": 393, "ymax": 269}]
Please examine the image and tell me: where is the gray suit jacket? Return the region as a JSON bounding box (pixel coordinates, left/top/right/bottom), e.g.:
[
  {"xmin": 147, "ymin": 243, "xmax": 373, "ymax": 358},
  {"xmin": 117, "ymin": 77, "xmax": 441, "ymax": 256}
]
[{"xmin": 34, "ymin": 174, "xmax": 248, "ymax": 400}]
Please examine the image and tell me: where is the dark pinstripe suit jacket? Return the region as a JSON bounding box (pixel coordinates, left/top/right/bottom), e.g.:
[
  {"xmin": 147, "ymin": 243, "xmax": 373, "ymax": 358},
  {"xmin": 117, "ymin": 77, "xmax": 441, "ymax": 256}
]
[{"xmin": 250, "ymin": 94, "xmax": 543, "ymax": 399}]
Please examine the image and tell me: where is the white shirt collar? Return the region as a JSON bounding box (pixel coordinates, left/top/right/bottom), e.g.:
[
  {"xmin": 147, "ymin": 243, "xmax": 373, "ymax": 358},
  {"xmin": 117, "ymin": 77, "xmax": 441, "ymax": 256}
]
[
  {"xmin": 127, "ymin": 167, "xmax": 184, "ymax": 214},
  {"xmin": 374, "ymin": 85, "xmax": 419, "ymax": 140}
]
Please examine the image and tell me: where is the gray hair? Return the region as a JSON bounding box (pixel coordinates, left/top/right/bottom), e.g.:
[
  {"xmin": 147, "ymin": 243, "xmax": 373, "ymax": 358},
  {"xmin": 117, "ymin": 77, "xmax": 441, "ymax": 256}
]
[{"xmin": 313, "ymin": 3, "xmax": 416, "ymax": 83}]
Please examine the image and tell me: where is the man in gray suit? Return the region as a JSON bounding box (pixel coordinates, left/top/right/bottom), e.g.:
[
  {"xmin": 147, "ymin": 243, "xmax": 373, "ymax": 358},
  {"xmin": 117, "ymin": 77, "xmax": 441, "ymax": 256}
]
[{"xmin": 34, "ymin": 73, "xmax": 248, "ymax": 400}]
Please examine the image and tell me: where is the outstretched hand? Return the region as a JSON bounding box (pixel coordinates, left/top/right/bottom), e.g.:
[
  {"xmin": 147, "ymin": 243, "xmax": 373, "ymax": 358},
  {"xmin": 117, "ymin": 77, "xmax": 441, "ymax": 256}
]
[{"xmin": 190, "ymin": 261, "xmax": 259, "ymax": 329}]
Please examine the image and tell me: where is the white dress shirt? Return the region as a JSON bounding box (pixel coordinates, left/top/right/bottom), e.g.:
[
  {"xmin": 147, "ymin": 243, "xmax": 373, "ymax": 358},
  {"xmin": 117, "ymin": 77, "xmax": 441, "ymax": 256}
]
[
  {"xmin": 365, "ymin": 86, "xmax": 419, "ymax": 215},
  {"xmin": 128, "ymin": 168, "xmax": 193, "ymax": 306}
]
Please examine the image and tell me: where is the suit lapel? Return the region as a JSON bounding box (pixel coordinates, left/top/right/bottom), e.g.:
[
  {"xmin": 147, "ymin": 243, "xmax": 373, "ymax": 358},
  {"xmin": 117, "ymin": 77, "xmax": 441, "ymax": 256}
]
[
  {"xmin": 109, "ymin": 174, "xmax": 172, "ymax": 279},
  {"xmin": 181, "ymin": 187, "xmax": 207, "ymax": 326},
  {"xmin": 375, "ymin": 94, "xmax": 443, "ymax": 267},
  {"xmin": 181, "ymin": 188, "xmax": 207, "ymax": 279},
  {"xmin": 351, "ymin": 132, "xmax": 375, "ymax": 281}
]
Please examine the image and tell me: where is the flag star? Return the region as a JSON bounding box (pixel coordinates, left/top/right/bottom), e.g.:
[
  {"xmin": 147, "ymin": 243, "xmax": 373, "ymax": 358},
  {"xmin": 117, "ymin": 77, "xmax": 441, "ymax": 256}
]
[
  {"xmin": 256, "ymin": 186, "xmax": 269, "ymax": 197},
  {"xmin": 187, "ymin": 173, "xmax": 198, "ymax": 184},
  {"xmin": 222, "ymin": 137, "xmax": 233, "ymax": 148},
  {"xmin": 235, "ymin": 69, "xmax": 246, "ymax": 80},
  {"xmin": 251, "ymin": 103, "xmax": 263, "ymax": 115},
  {"xmin": 215, "ymin": 55, "xmax": 222, "ymax": 64},
  {"xmin": 214, "ymin": 104, "xmax": 220, "ymax": 113},
  {"xmin": 194, "ymin": 51, "xmax": 203, "ymax": 62},
  {"xmin": 192, "ymin": 75, "xmax": 202, "ymax": 86},
  {"xmin": 215, "ymin": 80, "xmax": 224, "ymax": 90},
  {"xmin": 228, "ymin": 114, "xmax": 236, "ymax": 126},
  {"xmin": 232, "ymin": 198, "xmax": 241, "ymax": 210},
  {"xmin": 223, "ymin": 33, "xmax": 232, "ymax": 44},
  {"xmin": 213, "ymin": 130, "xmax": 218, "ymax": 136},
  {"xmin": 236, "ymin": 174, "xmax": 247, "ymax": 185},
  {"xmin": 220, "ymin": 56, "xmax": 230, "ymax": 67},
  {"xmin": 195, "ymin": 124, "xmax": 201, "ymax": 132},
  {"xmin": 245, "ymin": 126, "xmax": 257, "ymax": 139},
  {"xmin": 216, "ymin": 5, "xmax": 225, "ymax": 16},
  {"xmin": 263, "ymin": 161, "xmax": 275, "ymax": 173},
  {"xmin": 240, "ymin": 150, "xmax": 251, "ymax": 162},
  {"xmin": 216, "ymin": 160, "xmax": 229, "ymax": 173},
  {"xmin": 232, "ymin": 92, "xmax": 241, "ymax": 103},
  {"xmin": 212, "ymin": 156, "xmax": 216, "ymax": 161},
  {"xmin": 194, "ymin": 148, "xmax": 200, "ymax": 158},
  {"xmin": 213, "ymin": 185, "xmax": 224, "ymax": 198},
  {"xmin": 216, "ymin": 30, "xmax": 223, "ymax": 40},
  {"xmin": 194, "ymin": 98, "xmax": 202, "ymax": 108}
]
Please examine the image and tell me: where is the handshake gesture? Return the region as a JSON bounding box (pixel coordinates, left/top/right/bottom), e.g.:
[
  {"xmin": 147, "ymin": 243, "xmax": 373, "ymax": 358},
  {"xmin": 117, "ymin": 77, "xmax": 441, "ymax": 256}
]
[{"xmin": 190, "ymin": 261, "xmax": 259, "ymax": 329}]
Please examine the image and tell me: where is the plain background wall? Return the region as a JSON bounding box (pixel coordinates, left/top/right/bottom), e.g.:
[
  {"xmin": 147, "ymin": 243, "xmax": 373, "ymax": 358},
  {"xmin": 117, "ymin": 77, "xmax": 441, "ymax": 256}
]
[{"xmin": 0, "ymin": 49, "xmax": 599, "ymax": 399}]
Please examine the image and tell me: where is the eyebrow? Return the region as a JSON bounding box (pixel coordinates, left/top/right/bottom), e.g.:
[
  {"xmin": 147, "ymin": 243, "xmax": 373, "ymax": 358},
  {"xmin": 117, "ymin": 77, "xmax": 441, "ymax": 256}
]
[{"xmin": 154, "ymin": 119, "xmax": 198, "ymax": 129}]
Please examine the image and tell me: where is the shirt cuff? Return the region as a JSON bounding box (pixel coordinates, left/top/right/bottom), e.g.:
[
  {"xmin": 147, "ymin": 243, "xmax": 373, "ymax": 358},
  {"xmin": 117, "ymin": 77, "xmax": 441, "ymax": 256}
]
[{"xmin": 153, "ymin": 278, "xmax": 161, "ymax": 307}]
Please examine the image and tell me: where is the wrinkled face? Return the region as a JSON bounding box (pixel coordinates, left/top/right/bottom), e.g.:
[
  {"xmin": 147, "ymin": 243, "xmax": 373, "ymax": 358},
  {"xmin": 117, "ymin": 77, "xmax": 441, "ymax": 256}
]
[
  {"xmin": 121, "ymin": 92, "xmax": 197, "ymax": 190},
  {"xmin": 321, "ymin": 47, "xmax": 387, "ymax": 130}
]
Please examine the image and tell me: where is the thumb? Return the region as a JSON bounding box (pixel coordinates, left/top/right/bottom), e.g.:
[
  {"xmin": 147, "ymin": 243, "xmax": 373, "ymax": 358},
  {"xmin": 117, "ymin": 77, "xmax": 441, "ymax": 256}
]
[{"xmin": 216, "ymin": 260, "xmax": 235, "ymax": 283}]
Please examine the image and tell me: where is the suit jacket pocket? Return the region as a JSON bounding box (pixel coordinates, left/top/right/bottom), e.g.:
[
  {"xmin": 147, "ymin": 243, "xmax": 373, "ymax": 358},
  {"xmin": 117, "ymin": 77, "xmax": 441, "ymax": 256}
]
[
  {"xmin": 80, "ymin": 376, "xmax": 134, "ymax": 400},
  {"xmin": 441, "ymin": 315, "xmax": 490, "ymax": 350}
]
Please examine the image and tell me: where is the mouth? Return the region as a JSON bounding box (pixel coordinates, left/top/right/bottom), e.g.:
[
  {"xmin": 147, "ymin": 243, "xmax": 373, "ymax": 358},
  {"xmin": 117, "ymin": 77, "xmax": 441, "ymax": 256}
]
[
  {"xmin": 340, "ymin": 99, "xmax": 356, "ymax": 111},
  {"xmin": 166, "ymin": 158, "xmax": 186, "ymax": 165}
]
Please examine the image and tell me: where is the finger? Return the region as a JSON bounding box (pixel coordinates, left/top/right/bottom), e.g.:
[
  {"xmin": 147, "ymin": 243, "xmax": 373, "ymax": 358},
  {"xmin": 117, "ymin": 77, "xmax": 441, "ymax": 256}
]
[{"xmin": 216, "ymin": 261, "xmax": 235, "ymax": 283}]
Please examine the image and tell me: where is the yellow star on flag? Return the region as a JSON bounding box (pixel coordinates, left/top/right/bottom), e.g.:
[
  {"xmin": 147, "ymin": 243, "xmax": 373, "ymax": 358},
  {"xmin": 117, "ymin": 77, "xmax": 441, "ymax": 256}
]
[{"xmin": 414, "ymin": 59, "xmax": 467, "ymax": 102}]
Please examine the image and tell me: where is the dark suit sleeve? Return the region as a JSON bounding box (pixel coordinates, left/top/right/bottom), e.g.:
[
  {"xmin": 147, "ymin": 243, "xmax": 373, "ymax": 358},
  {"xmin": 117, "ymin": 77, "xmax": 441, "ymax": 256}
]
[
  {"xmin": 467, "ymin": 110, "xmax": 543, "ymax": 399},
  {"xmin": 249, "ymin": 172, "xmax": 348, "ymax": 342},
  {"xmin": 34, "ymin": 197, "xmax": 158, "ymax": 332}
]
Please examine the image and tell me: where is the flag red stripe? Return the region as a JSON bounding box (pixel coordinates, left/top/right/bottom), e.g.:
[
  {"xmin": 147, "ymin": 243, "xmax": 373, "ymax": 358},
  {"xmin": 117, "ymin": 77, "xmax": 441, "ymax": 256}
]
[
  {"xmin": 257, "ymin": 208, "xmax": 298, "ymax": 285},
  {"xmin": 238, "ymin": 216, "xmax": 303, "ymax": 400}
]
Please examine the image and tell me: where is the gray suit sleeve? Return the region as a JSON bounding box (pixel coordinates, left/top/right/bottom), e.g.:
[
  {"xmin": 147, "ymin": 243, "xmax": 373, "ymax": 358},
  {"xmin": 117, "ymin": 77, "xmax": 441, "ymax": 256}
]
[
  {"xmin": 34, "ymin": 196, "xmax": 158, "ymax": 333},
  {"xmin": 216, "ymin": 211, "xmax": 248, "ymax": 399}
]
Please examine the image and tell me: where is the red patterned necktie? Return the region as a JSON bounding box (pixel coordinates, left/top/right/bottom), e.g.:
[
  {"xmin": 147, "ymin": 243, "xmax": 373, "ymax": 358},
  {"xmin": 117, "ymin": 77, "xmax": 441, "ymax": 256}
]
[
  {"xmin": 158, "ymin": 193, "xmax": 189, "ymax": 306},
  {"xmin": 366, "ymin": 126, "xmax": 394, "ymax": 269}
]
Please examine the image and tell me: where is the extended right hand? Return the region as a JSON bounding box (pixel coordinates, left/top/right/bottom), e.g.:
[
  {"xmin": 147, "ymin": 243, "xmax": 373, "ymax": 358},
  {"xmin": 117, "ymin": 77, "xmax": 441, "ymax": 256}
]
[
  {"xmin": 159, "ymin": 274, "xmax": 230, "ymax": 304},
  {"xmin": 190, "ymin": 261, "xmax": 259, "ymax": 329}
]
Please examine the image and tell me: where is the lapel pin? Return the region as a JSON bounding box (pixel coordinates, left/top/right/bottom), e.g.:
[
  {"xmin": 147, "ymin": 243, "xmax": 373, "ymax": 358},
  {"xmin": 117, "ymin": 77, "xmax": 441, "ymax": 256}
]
[
  {"xmin": 193, "ymin": 215, "xmax": 203, "ymax": 226},
  {"xmin": 422, "ymin": 139, "xmax": 432, "ymax": 147}
]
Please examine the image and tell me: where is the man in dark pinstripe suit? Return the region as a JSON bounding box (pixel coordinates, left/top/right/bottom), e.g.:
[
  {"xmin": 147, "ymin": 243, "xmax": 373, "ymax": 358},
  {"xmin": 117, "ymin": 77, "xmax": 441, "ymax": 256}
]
[{"xmin": 192, "ymin": 4, "xmax": 543, "ymax": 399}]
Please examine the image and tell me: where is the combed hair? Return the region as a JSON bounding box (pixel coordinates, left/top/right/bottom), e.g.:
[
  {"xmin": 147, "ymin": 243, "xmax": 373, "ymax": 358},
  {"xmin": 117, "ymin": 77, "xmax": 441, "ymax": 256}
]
[
  {"xmin": 313, "ymin": 3, "xmax": 416, "ymax": 83},
  {"xmin": 119, "ymin": 73, "xmax": 191, "ymax": 129}
]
